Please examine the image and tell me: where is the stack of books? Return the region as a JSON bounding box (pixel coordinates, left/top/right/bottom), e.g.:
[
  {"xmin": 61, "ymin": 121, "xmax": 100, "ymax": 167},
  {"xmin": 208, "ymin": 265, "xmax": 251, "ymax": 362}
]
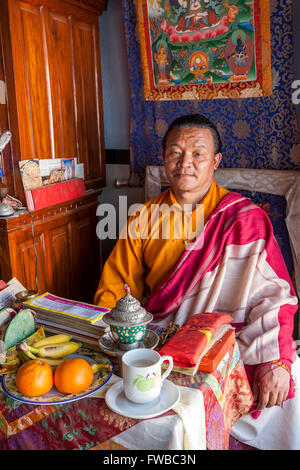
[{"xmin": 22, "ymin": 292, "xmax": 110, "ymax": 347}]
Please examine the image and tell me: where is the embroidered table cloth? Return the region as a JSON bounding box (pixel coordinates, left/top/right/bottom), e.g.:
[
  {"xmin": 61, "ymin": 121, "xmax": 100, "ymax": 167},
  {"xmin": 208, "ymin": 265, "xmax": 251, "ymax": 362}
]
[{"xmin": 0, "ymin": 343, "xmax": 252, "ymax": 450}]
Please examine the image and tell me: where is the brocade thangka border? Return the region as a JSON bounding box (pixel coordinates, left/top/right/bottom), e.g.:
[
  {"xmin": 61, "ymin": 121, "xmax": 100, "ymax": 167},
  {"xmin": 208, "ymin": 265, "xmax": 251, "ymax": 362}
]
[{"xmin": 135, "ymin": 0, "xmax": 272, "ymax": 100}]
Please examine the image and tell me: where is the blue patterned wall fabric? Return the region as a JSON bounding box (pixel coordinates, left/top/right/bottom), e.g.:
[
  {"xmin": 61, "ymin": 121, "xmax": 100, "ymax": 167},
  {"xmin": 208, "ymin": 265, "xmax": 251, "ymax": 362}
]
[{"xmin": 122, "ymin": 0, "xmax": 300, "ymax": 183}]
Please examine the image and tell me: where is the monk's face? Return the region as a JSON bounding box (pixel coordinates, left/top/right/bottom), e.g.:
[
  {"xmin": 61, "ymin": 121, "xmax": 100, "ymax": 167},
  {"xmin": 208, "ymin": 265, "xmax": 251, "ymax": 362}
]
[{"xmin": 163, "ymin": 126, "xmax": 222, "ymax": 198}]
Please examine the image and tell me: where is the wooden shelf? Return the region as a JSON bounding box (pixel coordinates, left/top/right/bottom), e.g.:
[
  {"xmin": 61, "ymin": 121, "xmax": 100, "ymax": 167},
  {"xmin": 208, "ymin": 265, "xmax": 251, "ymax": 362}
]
[{"xmin": 0, "ymin": 191, "xmax": 102, "ymax": 303}]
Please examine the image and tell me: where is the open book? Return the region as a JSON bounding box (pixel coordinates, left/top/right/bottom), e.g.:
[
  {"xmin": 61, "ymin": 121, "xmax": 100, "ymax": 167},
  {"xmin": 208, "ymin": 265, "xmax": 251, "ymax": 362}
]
[
  {"xmin": 23, "ymin": 292, "xmax": 109, "ymax": 323},
  {"xmin": 159, "ymin": 312, "xmax": 235, "ymax": 376}
]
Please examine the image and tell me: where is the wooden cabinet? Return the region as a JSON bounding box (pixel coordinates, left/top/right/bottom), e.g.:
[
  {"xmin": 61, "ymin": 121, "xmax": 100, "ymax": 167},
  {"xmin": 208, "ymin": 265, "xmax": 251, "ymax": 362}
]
[
  {"xmin": 0, "ymin": 0, "xmax": 107, "ymax": 301},
  {"xmin": 0, "ymin": 0, "xmax": 106, "ymax": 200},
  {"xmin": 0, "ymin": 191, "xmax": 101, "ymax": 302}
]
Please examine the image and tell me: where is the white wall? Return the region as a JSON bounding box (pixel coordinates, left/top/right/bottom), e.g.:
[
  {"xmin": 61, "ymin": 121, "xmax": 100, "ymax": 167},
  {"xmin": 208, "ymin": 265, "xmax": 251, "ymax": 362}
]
[
  {"xmin": 98, "ymin": 2, "xmax": 144, "ymax": 266},
  {"xmin": 97, "ymin": 164, "xmax": 145, "ymax": 265},
  {"xmin": 99, "ymin": 1, "xmax": 130, "ymax": 150}
]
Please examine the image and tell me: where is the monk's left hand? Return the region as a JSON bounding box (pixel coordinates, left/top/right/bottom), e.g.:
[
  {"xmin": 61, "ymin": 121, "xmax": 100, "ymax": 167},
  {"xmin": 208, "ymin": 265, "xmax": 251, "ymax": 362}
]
[{"xmin": 252, "ymin": 363, "xmax": 290, "ymax": 411}]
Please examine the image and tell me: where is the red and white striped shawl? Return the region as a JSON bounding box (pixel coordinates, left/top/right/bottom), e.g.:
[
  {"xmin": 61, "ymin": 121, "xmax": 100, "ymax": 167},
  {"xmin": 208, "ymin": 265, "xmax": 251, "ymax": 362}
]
[{"xmin": 146, "ymin": 192, "xmax": 298, "ymax": 367}]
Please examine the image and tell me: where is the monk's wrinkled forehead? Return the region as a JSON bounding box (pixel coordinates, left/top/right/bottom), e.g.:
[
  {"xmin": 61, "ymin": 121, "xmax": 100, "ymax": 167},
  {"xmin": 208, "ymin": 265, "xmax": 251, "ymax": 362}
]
[{"xmin": 165, "ymin": 127, "xmax": 215, "ymax": 152}]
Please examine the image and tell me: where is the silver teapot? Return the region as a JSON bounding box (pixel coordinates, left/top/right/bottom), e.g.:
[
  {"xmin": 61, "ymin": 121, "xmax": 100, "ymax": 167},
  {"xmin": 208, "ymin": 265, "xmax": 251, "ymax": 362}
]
[{"xmin": 103, "ymin": 284, "xmax": 153, "ymax": 350}]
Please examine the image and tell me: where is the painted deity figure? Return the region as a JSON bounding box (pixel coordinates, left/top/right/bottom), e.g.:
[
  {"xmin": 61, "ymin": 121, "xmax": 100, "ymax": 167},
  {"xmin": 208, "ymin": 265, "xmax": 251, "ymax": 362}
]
[
  {"xmin": 177, "ymin": 0, "xmax": 208, "ymax": 31},
  {"xmin": 229, "ymin": 34, "xmax": 249, "ymax": 78},
  {"xmin": 154, "ymin": 44, "xmax": 170, "ymax": 85},
  {"xmin": 176, "ymin": 0, "xmax": 222, "ymax": 32}
]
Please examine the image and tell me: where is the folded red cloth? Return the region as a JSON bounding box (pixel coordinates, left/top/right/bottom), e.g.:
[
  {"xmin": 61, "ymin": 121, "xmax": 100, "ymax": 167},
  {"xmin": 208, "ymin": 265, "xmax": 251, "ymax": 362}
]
[{"xmin": 158, "ymin": 312, "xmax": 233, "ymax": 369}]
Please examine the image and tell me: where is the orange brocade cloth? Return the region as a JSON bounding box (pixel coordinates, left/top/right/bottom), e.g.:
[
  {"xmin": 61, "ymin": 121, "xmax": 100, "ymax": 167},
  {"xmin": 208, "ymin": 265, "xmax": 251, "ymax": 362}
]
[{"xmin": 158, "ymin": 313, "xmax": 233, "ymax": 369}]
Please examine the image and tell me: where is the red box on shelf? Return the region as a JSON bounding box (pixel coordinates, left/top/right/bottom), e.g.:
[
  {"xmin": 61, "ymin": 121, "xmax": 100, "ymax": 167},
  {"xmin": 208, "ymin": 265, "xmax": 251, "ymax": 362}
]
[{"xmin": 25, "ymin": 178, "xmax": 86, "ymax": 211}]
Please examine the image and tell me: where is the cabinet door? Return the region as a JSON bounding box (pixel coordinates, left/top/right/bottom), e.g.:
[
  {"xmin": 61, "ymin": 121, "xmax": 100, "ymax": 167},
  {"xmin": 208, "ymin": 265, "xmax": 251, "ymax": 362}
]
[
  {"xmin": 8, "ymin": 228, "xmax": 50, "ymax": 294},
  {"xmin": 47, "ymin": 219, "xmax": 74, "ymax": 299},
  {"xmin": 42, "ymin": 7, "xmax": 77, "ymax": 159},
  {"xmin": 8, "ymin": 0, "xmax": 53, "ymax": 158},
  {"xmin": 7, "ymin": 0, "xmax": 106, "ymax": 192},
  {"xmin": 72, "ymin": 15, "xmax": 106, "ymax": 190},
  {"xmin": 72, "ymin": 207, "xmax": 101, "ymax": 302}
]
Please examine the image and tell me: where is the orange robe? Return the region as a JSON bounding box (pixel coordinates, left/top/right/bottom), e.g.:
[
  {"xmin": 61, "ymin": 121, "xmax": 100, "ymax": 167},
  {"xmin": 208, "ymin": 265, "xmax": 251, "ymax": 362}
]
[{"xmin": 94, "ymin": 179, "xmax": 229, "ymax": 309}]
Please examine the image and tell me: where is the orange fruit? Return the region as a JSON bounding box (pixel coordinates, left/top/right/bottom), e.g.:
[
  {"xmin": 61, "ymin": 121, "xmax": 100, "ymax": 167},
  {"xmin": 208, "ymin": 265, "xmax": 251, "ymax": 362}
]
[
  {"xmin": 16, "ymin": 360, "xmax": 53, "ymax": 397},
  {"xmin": 54, "ymin": 358, "xmax": 94, "ymax": 394}
]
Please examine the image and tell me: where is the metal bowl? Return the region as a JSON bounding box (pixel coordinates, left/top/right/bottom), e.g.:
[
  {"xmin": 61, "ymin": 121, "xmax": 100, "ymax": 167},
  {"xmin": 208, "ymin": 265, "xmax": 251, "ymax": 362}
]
[{"xmin": 15, "ymin": 290, "xmax": 39, "ymax": 302}]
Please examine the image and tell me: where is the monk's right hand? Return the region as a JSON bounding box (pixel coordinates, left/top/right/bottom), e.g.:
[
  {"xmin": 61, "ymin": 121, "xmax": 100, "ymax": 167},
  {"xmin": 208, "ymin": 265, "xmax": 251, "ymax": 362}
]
[{"xmin": 252, "ymin": 363, "xmax": 290, "ymax": 410}]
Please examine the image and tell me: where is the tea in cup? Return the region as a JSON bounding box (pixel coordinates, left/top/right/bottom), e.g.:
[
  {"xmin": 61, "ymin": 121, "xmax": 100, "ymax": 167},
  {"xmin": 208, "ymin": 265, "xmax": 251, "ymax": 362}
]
[{"xmin": 122, "ymin": 349, "xmax": 173, "ymax": 404}]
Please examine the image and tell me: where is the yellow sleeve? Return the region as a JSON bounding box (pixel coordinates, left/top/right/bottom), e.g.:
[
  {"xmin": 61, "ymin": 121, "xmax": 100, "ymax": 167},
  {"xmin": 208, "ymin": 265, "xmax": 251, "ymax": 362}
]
[{"xmin": 94, "ymin": 221, "xmax": 145, "ymax": 310}]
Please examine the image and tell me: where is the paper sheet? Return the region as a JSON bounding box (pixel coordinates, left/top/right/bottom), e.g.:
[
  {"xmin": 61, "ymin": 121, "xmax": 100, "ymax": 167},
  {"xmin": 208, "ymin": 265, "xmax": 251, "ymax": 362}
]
[
  {"xmin": 24, "ymin": 292, "xmax": 109, "ymax": 322},
  {"xmin": 39, "ymin": 158, "xmax": 62, "ymax": 177},
  {"xmin": 0, "ymin": 278, "xmax": 26, "ymax": 309}
]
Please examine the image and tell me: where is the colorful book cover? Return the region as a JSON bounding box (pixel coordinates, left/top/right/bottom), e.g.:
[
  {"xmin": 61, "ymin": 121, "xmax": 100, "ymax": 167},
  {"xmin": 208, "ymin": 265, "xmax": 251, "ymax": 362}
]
[
  {"xmin": 19, "ymin": 159, "xmax": 42, "ymax": 190},
  {"xmin": 61, "ymin": 158, "xmax": 75, "ymax": 180}
]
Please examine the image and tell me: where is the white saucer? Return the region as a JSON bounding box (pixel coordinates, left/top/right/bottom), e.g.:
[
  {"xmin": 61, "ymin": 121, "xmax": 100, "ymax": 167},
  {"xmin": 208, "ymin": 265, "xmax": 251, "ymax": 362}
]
[{"xmin": 105, "ymin": 379, "xmax": 180, "ymax": 420}]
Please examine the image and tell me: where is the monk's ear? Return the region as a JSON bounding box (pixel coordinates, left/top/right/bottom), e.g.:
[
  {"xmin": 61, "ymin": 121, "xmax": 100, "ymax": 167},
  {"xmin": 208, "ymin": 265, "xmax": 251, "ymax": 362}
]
[{"xmin": 213, "ymin": 153, "xmax": 222, "ymax": 170}]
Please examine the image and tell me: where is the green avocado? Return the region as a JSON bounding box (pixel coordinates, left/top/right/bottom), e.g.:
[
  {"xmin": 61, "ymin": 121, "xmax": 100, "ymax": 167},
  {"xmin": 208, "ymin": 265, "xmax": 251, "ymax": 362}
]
[{"xmin": 3, "ymin": 309, "xmax": 35, "ymax": 350}]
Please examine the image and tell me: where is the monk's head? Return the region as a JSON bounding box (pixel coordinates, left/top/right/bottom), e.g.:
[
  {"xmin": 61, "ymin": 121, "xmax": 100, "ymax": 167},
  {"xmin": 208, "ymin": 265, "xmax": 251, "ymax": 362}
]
[{"xmin": 162, "ymin": 114, "xmax": 222, "ymax": 205}]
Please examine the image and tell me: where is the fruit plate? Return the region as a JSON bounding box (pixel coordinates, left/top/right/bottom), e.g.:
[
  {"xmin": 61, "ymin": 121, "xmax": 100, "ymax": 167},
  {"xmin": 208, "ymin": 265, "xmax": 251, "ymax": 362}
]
[{"xmin": 1, "ymin": 347, "xmax": 113, "ymax": 405}]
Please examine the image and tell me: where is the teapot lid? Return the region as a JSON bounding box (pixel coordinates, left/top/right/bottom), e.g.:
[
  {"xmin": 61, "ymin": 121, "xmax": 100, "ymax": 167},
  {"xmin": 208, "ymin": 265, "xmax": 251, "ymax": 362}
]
[{"xmin": 103, "ymin": 284, "xmax": 153, "ymax": 326}]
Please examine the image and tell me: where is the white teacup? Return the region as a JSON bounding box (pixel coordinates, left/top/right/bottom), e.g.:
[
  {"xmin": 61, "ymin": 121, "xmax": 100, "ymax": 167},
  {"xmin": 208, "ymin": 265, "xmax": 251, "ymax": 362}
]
[{"xmin": 122, "ymin": 349, "xmax": 173, "ymax": 404}]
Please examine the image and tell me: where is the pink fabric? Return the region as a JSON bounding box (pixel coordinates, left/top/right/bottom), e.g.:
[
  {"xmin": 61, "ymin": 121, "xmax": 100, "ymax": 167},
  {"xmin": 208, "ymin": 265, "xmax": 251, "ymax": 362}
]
[{"xmin": 146, "ymin": 191, "xmax": 298, "ymax": 370}]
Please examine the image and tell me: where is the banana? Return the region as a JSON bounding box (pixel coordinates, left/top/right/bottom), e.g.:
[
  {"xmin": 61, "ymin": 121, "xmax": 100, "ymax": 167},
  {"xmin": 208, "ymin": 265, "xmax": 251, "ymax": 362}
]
[
  {"xmin": 18, "ymin": 351, "xmax": 30, "ymax": 363},
  {"xmin": 20, "ymin": 348, "xmax": 39, "ymax": 361},
  {"xmin": 91, "ymin": 363, "xmax": 112, "ymax": 374},
  {"xmin": 34, "ymin": 356, "xmax": 65, "ymax": 366},
  {"xmin": 33, "ymin": 334, "xmax": 72, "ymax": 348},
  {"xmin": 17, "ymin": 342, "xmax": 37, "ymax": 357},
  {"xmin": 18, "ymin": 348, "xmax": 64, "ymax": 366},
  {"xmin": 28, "ymin": 341, "xmax": 82, "ymax": 359},
  {"xmin": 17, "ymin": 346, "xmax": 112, "ymax": 372}
]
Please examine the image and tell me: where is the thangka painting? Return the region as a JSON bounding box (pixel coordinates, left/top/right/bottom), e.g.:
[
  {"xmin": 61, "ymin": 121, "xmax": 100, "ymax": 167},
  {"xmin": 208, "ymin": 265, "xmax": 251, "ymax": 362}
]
[{"xmin": 135, "ymin": 0, "xmax": 272, "ymax": 100}]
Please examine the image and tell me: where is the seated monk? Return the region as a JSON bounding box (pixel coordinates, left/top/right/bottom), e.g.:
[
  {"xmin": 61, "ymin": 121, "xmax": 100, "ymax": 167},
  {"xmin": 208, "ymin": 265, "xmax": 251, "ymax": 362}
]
[{"xmin": 94, "ymin": 113, "xmax": 300, "ymax": 450}]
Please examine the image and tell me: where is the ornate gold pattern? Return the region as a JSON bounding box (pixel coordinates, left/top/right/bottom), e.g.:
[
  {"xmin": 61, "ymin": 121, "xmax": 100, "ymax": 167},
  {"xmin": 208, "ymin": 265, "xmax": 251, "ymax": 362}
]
[{"xmin": 100, "ymin": 406, "xmax": 138, "ymax": 432}]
